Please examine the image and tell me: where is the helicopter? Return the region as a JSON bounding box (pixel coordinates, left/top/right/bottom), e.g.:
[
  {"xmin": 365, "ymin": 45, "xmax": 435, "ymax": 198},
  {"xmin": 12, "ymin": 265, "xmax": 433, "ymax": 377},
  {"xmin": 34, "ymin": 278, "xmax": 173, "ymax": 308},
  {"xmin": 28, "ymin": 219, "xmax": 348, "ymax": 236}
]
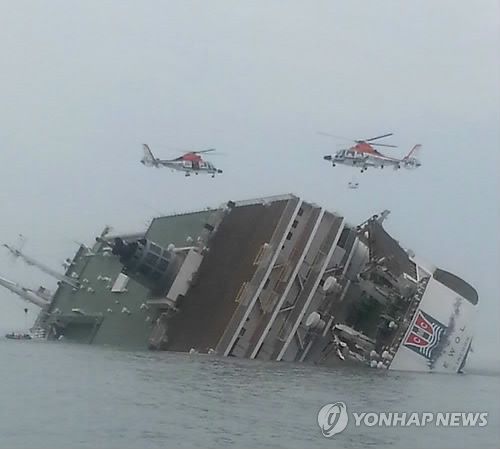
[
  {"xmin": 322, "ymin": 133, "xmax": 422, "ymax": 173},
  {"xmin": 141, "ymin": 144, "xmax": 223, "ymax": 177}
]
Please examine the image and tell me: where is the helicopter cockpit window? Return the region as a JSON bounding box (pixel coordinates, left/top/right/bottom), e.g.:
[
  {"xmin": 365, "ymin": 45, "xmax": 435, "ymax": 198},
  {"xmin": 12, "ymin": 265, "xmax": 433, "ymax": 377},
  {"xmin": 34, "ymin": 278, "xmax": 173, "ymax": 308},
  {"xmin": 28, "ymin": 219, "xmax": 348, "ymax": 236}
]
[
  {"xmin": 346, "ymin": 151, "xmax": 355, "ymax": 158},
  {"xmin": 199, "ymin": 162, "xmax": 207, "ymax": 169},
  {"xmin": 336, "ymin": 150, "xmax": 345, "ymax": 157},
  {"xmin": 183, "ymin": 161, "xmax": 192, "ymax": 168}
]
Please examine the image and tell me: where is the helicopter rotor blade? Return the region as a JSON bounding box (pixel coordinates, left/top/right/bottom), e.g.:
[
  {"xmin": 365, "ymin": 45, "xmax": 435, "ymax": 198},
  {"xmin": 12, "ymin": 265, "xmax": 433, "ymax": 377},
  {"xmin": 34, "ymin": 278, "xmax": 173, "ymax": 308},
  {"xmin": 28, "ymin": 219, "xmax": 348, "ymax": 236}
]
[
  {"xmin": 368, "ymin": 143, "xmax": 398, "ymax": 148},
  {"xmin": 195, "ymin": 149, "xmax": 217, "ymax": 154},
  {"xmin": 360, "ymin": 133, "xmax": 394, "ymax": 143},
  {"xmin": 319, "ymin": 131, "xmax": 397, "ymax": 147}
]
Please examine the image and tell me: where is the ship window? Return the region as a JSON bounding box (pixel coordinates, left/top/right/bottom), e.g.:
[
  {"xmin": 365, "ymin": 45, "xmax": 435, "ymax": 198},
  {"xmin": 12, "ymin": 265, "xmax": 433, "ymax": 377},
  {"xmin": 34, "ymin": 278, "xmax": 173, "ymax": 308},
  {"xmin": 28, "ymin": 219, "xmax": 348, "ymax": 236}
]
[
  {"xmin": 263, "ymin": 278, "xmax": 270, "ymax": 290},
  {"xmin": 407, "ymin": 261, "xmax": 418, "ymax": 281},
  {"xmin": 158, "ymin": 258, "xmax": 169, "ymax": 271},
  {"xmin": 150, "ymin": 244, "xmax": 161, "ymax": 255},
  {"xmin": 286, "ymin": 232, "xmax": 293, "ymax": 240},
  {"xmin": 161, "ymin": 249, "xmax": 170, "ymax": 258},
  {"xmin": 297, "ymin": 208, "xmax": 304, "ymax": 216},
  {"xmin": 145, "ymin": 253, "xmax": 159, "ymax": 265},
  {"xmin": 292, "ymin": 220, "xmax": 299, "ymax": 229}
]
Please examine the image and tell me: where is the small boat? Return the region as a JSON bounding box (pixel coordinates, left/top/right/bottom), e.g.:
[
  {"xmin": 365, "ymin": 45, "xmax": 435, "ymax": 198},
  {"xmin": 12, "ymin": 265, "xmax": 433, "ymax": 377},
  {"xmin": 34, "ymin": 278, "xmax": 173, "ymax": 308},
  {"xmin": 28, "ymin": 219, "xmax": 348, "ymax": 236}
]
[
  {"xmin": 5, "ymin": 332, "xmax": 32, "ymax": 340},
  {"xmin": 4, "ymin": 328, "xmax": 46, "ymax": 340}
]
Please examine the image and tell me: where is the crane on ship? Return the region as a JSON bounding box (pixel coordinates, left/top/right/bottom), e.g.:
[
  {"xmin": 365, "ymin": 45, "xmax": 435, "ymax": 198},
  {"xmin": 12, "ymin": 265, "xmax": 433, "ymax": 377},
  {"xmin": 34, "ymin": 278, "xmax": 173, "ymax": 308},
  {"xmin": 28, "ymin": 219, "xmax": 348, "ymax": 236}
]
[
  {"xmin": 3, "ymin": 240, "xmax": 80, "ymax": 289},
  {"xmin": 0, "ymin": 275, "xmax": 51, "ymax": 308}
]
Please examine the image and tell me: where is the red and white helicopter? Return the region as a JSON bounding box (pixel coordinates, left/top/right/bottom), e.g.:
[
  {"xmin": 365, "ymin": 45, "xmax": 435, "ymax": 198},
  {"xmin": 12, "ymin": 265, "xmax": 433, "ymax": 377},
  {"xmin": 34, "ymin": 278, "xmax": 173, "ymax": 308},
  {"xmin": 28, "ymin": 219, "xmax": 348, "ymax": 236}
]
[
  {"xmin": 141, "ymin": 144, "xmax": 223, "ymax": 177},
  {"xmin": 322, "ymin": 133, "xmax": 422, "ymax": 173}
]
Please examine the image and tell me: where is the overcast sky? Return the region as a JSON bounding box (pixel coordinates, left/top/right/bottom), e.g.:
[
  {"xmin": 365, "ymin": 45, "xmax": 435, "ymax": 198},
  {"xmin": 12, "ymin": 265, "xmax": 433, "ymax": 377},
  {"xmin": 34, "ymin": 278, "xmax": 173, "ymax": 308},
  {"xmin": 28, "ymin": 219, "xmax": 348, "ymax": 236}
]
[{"xmin": 1, "ymin": 1, "xmax": 498, "ymax": 365}]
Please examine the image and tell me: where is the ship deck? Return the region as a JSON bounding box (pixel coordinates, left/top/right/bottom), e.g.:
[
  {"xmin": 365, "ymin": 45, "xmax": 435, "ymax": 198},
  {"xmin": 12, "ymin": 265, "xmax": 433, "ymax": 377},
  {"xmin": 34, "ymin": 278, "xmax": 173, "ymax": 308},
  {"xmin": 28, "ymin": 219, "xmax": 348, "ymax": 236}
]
[{"xmin": 165, "ymin": 201, "xmax": 288, "ymax": 352}]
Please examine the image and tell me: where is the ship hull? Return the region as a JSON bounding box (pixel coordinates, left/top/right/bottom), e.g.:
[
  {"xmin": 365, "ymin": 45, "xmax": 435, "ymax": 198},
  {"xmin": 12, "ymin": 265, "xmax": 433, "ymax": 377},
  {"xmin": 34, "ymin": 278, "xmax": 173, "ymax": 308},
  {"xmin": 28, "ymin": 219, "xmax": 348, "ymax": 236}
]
[{"xmin": 35, "ymin": 194, "xmax": 477, "ymax": 374}]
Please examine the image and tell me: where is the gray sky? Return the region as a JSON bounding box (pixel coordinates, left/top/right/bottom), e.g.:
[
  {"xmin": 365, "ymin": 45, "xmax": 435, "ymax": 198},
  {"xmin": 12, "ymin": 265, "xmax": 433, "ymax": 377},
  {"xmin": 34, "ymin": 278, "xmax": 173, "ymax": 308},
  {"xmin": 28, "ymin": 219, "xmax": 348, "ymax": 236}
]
[{"xmin": 1, "ymin": 1, "xmax": 498, "ymax": 364}]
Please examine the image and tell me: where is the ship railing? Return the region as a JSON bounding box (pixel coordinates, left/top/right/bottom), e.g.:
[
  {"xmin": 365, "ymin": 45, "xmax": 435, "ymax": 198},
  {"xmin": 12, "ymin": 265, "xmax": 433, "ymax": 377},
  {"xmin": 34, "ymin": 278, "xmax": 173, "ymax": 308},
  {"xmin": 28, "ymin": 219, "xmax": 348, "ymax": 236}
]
[
  {"xmin": 152, "ymin": 206, "xmax": 219, "ymax": 220},
  {"xmin": 227, "ymin": 194, "xmax": 297, "ymax": 208}
]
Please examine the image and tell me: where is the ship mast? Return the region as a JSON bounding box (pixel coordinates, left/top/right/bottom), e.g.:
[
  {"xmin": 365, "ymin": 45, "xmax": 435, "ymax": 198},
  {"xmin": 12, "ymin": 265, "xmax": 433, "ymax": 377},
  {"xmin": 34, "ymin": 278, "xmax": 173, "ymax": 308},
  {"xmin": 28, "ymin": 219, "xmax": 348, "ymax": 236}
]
[
  {"xmin": 0, "ymin": 275, "xmax": 51, "ymax": 308},
  {"xmin": 3, "ymin": 243, "xmax": 79, "ymax": 288}
]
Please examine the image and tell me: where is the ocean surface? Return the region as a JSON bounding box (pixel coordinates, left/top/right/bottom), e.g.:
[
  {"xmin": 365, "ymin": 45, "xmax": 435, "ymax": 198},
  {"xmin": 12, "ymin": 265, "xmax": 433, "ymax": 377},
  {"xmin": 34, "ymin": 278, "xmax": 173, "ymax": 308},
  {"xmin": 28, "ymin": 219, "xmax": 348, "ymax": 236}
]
[{"xmin": 0, "ymin": 338, "xmax": 498, "ymax": 449}]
